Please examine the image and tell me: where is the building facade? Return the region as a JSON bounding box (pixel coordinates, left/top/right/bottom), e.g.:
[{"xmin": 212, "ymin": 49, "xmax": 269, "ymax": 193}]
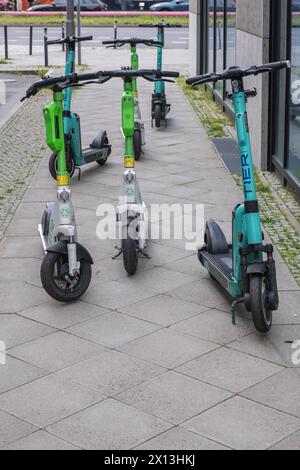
[{"xmin": 190, "ymin": 0, "xmax": 300, "ymax": 196}]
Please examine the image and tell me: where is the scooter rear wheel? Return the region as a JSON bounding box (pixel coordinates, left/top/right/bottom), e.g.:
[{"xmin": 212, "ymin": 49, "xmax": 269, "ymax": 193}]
[
  {"xmin": 154, "ymin": 104, "xmax": 162, "ymax": 128},
  {"xmin": 40, "ymin": 252, "xmax": 92, "ymax": 302},
  {"xmin": 250, "ymin": 274, "xmax": 273, "ymax": 333},
  {"xmin": 134, "ymin": 129, "xmax": 142, "ymax": 161},
  {"xmin": 122, "ymin": 217, "xmax": 138, "ymax": 276},
  {"xmin": 49, "ymin": 153, "xmax": 75, "ymax": 181}
]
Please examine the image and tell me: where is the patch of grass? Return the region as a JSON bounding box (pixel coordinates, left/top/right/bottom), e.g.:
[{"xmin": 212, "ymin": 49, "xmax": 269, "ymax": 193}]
[
  {"xmin": 37, "ymin": 67, "xmax": 48, "ymax": 78},
  {"xmin": 0, "ymin": 58, "xmax": 11, "ymax": 64},
  {"xmin": 0, "ymin": 14, "xmax": 188, "ymax": 27},
  {"xmin": 178, "ymin": 76, "xmax": 232, "ymax": 138}
]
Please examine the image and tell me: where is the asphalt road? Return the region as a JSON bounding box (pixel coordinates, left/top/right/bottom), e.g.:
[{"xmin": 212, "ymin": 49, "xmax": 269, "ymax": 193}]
[
  {"xmin": 0, "ymin": 74, "xmax": 37, "ymax": 129},
  {"xmin": 0, "ymin": 26, "xmax": 190, "ymax": 49}
]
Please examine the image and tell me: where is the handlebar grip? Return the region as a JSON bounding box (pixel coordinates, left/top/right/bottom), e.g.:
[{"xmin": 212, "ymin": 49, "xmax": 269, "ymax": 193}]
[
  {"xmin": 102, "ymin": 40, "xmax": 115, "ymax": 45},
  {"xmin": 161, "ymin": 71, "xmax": 180, "ymax": 78},
  {"xmin": 77, "ymin": 36, "xmax": 93, "ymax": 42},
  {"xmin": 259, "ymin": 60, "xmax": 291, "ymax": 71},
  {"xmin": 186, "ymin": 74, "xmax": 210, "ymax": 85},
  {"xmin": 46, "ymin": 38, "xmax": 63, "ymax": 45}
]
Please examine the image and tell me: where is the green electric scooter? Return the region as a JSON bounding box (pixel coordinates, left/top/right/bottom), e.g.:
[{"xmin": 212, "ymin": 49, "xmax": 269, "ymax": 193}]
[
  {"xmin": 139, "ymin": 21, "xmax": 182, "ymax": 128},
  {"xmin": 22, "ymin": 74, "xmax": 98, "ymax": 302},
  {"xmin": 187, "ymin": 60, "xmax": 290, "ymax": 333},
  {"xmin": 46, "ymin": 34, "xmax": 111, "ymax": 180},
  {"xmin": 103, "ymin": 38, "xmax": 163, "ymax": 160}
]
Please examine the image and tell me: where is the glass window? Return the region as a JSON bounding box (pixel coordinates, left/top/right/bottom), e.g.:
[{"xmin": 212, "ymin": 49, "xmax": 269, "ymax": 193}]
[{"xmin": 288, "ymin": 0, "xmax": 300, "ymax": 184}]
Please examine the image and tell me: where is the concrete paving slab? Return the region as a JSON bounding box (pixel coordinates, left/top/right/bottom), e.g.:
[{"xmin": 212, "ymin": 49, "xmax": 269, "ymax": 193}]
[
  {"xmin": 0, "ymin": 313, "xmax": 54, "ymax": 349},
  {"xmin": 119, "ymin": 294, "xmax": 208, "ymax": 327},
  {"xmin": 9, "ymin": 331, "xmax": 105, "ymax": 373},
  {"xmin": 66, "ymin": 311, "xmax": 160, "ymax": 349},
  {"xmin": 135, "ymin": 427, "xmax": 229, "ymax": 450},
  {"xmin": 47, "ymin": 398, "xmax": 172, "ymax": 450},
  {"xmin": 0, "ymin": 281, "xmax": 47, "ymax": 314},
  {"xmin": 1, "ymin": 430, "xmax": 80, "ymax": 450},
  {"xmin": 118, "ymin": 371, "xmax": 231, "ymax": 425},
  {"xmin": 183, "ymin": 396, "xmax": 300, "ymax": 450},
  {"xmin": 0, "ymin": 355, "xmax": 46, "ymax": 395},
  {"xmin": 0, "ymin": 409, "xmax": 37, "ymax": 449},
  {"xmin": 0, "ymin": 374, "xmax": 104, "ymax": 428},
  {"xmin": 119, "ymin": 328, "xmax": 219, "ymax": 369},
  {"xmin": 270, "ymin": 430, "xmax": 300, "ymax": 450},
  {"xmin": 57, "ymin": 350, "xmax": 165, "ymax": 397},
  {"xmin": 171, "ymin": 308, "xmax": 255, "ymax": 345},
  {"xmin": 177, "ymin": 347, "xmax": 283, "ymax": 393},
  {"xmin": 242, "ymin": 369, "xmax": 300, "ymax": 418}
]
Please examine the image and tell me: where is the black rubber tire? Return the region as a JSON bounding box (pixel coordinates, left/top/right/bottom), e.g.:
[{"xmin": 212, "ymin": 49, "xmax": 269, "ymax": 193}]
[
  {"xmin": 133, "ymin": 129, "xmax": 142, "ymax": 161},
  {"xmin": 154, "ymin": 103, "xmax": 162, "ymax": 128},
  {"xmin": 40, "ymin": 252, "xmax": 92, "ymax": 303},
  {"xmin": 49, "ymin": 152, "xmax": 75, "ymax": 181},
  {"xmin": 122, "ymin": 217, "xmax": 138, "ymax": 276},
  {"xmin": 96, "ymin": 138, "xmax": 110, "ymax": 166},
  {"xmin": 250, "ymin": 275, "xmax": 273, "ymax": 333}
]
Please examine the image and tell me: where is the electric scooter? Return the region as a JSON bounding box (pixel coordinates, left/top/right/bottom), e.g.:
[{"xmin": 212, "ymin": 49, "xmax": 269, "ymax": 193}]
[
  {"xmin": 186, "ymin": 60, "xmax": 290, "ymax": 333},
  {"xmin": 22, "ymin": 74, "xmax": 96, "ymax": 302},
  {"xmin": 139, "ymin": 21, "xmax": 182, "ymax": 128},
  {"xmin": 102, "ymin": 38, "xmax": 163, "ymax": 160},
  {"xmin": 94, "ymin": 68, "xmax": 179, "ymax": 274},
  {"xmin": 46, "ymin": 35, "xmax": 111, "ymax": 180}
]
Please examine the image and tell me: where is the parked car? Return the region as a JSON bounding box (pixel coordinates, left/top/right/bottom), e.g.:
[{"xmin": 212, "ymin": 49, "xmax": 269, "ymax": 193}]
[
  {"xmin": 150, "ymin": 0, "xmax": 189, "ymax": 12},
  {"xmin": 28, "ymin": 0, "xmax": 107, "ymax": 12},
  {"xmin": 105, "ymin": 0, "xmax": 160, "ymax": 10}
]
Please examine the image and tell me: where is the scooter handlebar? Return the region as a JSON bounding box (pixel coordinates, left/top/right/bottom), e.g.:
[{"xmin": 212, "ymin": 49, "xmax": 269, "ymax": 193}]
[
  {"xmin": 186, "ymin": 60, "xmax": 291, "ymax": 86},
  {"xmin": 138, "ymin": 23, "xmax": 182, "ymax": 28},
  {"xmin": 46, "ymin": 35, "xmax": 93, "ymax": 46},
  {"xmin": 102, "ymin": 38, "xmax": 163, "ymax": 48}
]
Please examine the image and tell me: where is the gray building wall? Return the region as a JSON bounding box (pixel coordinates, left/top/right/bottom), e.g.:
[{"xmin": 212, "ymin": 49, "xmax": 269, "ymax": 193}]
[{"xmin": 189, "ymin": 0, "xmax": 271, "ymax": 170}]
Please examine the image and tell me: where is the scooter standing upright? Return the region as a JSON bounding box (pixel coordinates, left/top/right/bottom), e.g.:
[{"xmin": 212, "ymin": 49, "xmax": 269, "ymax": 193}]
[
  {"xmin": 22, "ymin": 75, "xmax": 95, "ymax": 302},
  {"xmin": 139, "ymin": 21, "xmax": 182, "ymax": 128},
  {"xmin": 93, "ymin": 68, "xmax": 179, "ymax": 274},
  {"xmin": 103, "ymin": 38, "xmax": 163, "ymax": 160},
  {"xmin": 186, "ymin": 60, "xmax": 290, "ymax": 333},
  {"xmin": 46, "ymin": 34, "xmax": 111, "ymax": 180}
]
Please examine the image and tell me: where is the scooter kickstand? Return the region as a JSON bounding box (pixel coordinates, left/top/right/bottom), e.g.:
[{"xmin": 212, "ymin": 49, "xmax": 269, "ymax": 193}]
[
  {"xmin": 76, "ymin": 167, "xmax": 81, "ymax": 182},
  {"xmin": 231, "ymin": 297, "xmax": 247, "ymax": 325},
  {"xmin": 112, "ymin": 249, "xmax": 123, "ymax": 260},
  {"xmin": 138, "ymin": 249, "xmax": 151, "ymax": 260}
]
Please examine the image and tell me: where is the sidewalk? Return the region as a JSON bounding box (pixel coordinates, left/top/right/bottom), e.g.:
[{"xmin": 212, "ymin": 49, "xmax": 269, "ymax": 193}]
[{"xmin": 0, "ymin": 49, "xmax": 300, "ymax": 450}]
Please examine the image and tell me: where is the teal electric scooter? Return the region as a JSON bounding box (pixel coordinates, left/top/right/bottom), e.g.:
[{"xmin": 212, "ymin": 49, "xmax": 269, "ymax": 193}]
[
  {"xmin": 187, "ymin": 60, "xmax": 290, "ymax": 333},
  {"xmin": 139, "ymin": 21, "xmax": 182, "ymax": 128},
  {"xmin": 46, "ymin": 35, "xmax": 111, "ymax": 180}
]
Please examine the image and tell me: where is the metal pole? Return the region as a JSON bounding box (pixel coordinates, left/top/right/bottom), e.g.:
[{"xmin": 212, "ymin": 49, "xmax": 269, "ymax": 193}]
[
  {"xmin": 29, "ymin": 26, "xmax": 33, "ymax": 56},
  {"xmin": 66, "ymin": 0, "xmax": 75, "ymax": 37},
  {"xmin": 218, "ymin": 21, "xmax": 222, "ymax": 50},
  {"xmin": 4, "ymin": 26, "xmax": 8, "ymax": 60},
  {"xmin": 114, "ymin": 20, "xmax": 118, "ymax": 49},
  {"xmin": 62, "ymin": 21, "xmax": 65, "ymax": 52},
  {"xmin": 77, "ymin": 0, "xmax": 82, "ymax": 65},
  {"xmin": 44, "ymin": 27, "xmax": 48, "ymax": 67}
]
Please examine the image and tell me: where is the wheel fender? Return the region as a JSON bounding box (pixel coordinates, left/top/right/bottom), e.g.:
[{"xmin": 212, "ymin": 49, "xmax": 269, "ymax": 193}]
[
  {"xmin": 46, "ymin": 241, "xmax": 94, "ymax": 265},
  {"xmin": 90, "ymin": 130, "xmax": 108, "ymax": 150},
  {"xmin": 206, "ymin": 220, "xmax": 229, "ymax": 255},
  {"xmin": 247, "ymin": 263, "xmax": 266, "ymax": 275}
]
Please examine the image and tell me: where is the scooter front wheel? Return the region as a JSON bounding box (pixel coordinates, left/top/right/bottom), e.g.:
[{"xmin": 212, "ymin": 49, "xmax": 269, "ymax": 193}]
[
  {"xmin": 49, "ymin": 153, "xmax": 75, "ymax": 181},
  {"xmin": 96, "ymin": 137, "xmax": 110, "ymax": 167},
  {"xmin": 40, "ymin": 252, "xmax": 92, "ymax": 302},
  {"xmin": 133, "ymin": 129, "xmax": 142, "ymax": 161},
  {"xmin": 122, "ymin": 217, "xmax": 138, "ymax": 276},
  {"xmin": 249, "ymin": 275, "xmax": 273, "ymax": 333},
  {"xmin": 154, "ymin": 103, "xmax": 162, "ymax": 128}
]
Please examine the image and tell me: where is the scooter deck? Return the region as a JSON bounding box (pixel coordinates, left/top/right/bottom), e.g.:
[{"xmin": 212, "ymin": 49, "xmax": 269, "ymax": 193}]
[
  {"xmin": 82, "ymin": 145, "xmax": 111, "ymax": 164},
  {"xmin": 200, "ymin": 248, "xmax": 233, "ymax": 290}
]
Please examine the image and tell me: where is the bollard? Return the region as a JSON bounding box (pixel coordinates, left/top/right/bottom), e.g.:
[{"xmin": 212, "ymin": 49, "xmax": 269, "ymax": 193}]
[
  {"xmin": 29, "ymin": 26, "xmax": 33, "ymax": 56},
  {"xmin": 4, "ymin": 26, "xmax": 8, "ymax": 60},
  {"xmin": 77, "ymin": 0, "xmax": 82, "ymax": 65},
  {"xmin": 62, "ymin": 21, "xmax": 65, "ymax": 52},
  {"xmin": 218, "ymin": 21, "xmax": 222, "ymax": 50},
  {"xmin": 44, "ymin": 27, "xmax": 49, "ymax": 67},
  {"xmin": 114, "ymin": 20, "xmax": 118, "ymax": 49}
]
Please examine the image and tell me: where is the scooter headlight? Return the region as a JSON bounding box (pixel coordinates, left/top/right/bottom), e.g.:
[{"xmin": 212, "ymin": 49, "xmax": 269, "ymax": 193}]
[
  {"xmin": 59, "ymin": 190, "xmax": 70, "ymax": 202},
  {"xmin": 124, "ymin": 171, "xmax": 135, "ymax": 184}
]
